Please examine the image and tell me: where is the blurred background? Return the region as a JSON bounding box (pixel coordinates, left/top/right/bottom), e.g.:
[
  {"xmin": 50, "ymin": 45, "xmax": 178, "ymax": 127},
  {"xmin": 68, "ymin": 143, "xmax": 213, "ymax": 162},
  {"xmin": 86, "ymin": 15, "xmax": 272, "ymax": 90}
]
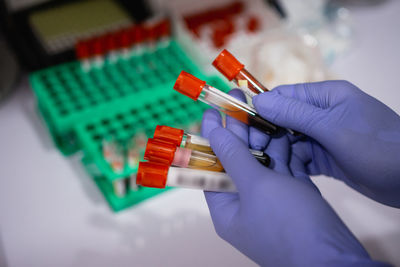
[{"xmin": 0, "ymin": 0, "xmax": 399, "ymax": 266}]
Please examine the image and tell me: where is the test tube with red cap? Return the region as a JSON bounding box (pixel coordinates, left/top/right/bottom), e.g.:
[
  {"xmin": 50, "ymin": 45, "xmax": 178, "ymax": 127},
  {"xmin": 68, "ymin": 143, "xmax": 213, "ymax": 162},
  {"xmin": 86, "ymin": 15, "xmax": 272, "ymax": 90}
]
[
  {"xmin": 212, "ymin": 49, "xmax": 268, "ymax": 97},
  {"xmin": 75, "ymin": 40, "xmax": 91, "ymax": 72},
  {"xmin": 136, "ymin": 162, "xmax": 236, "ymax": 192},
  {"xmin": 173, "ymin": 71, "xmax": 281, "ymax": 136},
  {"xmin": 130, "ymin": 25, "xmax": 146, "ymax": 55},
  {"xmin": 154, "ymin": 125, "xmax": 271, "ymax": 167},
  {"xmin": 145, "ymin": 138, "xmax": 224, "ymax": 172},
  {"xmin": 154, "ymin": 125, "xmax": 212, "ymax": 153},
  {"xmin": 91, "ymin": 37, "xmax": 105, "ymax": 68},
  {"xmin": 119, "ymin": 29, "xmax": 133, "ymax": 59},
  {"xmin": 105, "ymin": 33, "xmax": 119, "ymax": 63},
  {"xmin": 155, "ymin": 19, "xmax": 171, "ymax": 48},
  {"xmin": 113, "ymin": 178, "xmax": 127, "ymax": 197}
]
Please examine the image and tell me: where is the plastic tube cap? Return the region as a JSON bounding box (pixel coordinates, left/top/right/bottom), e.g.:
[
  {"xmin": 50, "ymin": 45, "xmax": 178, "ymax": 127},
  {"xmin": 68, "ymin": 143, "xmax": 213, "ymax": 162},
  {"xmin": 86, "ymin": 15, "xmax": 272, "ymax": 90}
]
[
  {"xmin": 92, "ymin": 37, "xmax": 105, "ymax": 55},
  {"xmin": 75, "ymin": 40, "xmax": 90, "ymax": 59},
  {"xmin": 173, "ymin": 71, "xmax": 206, "ymax": 100},
  {"xmin": 105, "ymin": 33, "xmax": 117, "ymax": 52},
  {"xmin": 132, "ymin": 25, "xmax": 146, "ymax": 44},
  {"xmin": 153, "ymin": 125, "xmax": 184, "ymax": 146},
  {"xmin": 212, "ymin": 49, "xmax": 244, "ymax": 81},
  {"xmin": 136, "ymin": 162, "xmax": 169, "ymax": 188},
  {"xmin": 120, "ymin": 29, "xmax": 132, "ymax": 48},
  {"xmin": 144, "ymin": 138, "xmax": 176, "ymax": 164},
  {"xmin": 158, "ymin": 19, "xmax": 171, "ymax": 38}
]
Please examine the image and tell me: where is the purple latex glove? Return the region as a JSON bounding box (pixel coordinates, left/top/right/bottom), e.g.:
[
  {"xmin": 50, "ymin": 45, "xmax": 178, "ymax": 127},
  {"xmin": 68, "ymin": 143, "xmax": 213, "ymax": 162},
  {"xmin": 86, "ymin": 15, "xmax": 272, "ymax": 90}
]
[
  {"xmin": 252, "ymin": 81, "xmax": 400, "ymax": 208},
  {"xmin": 201, "ymin": 89, "xmax": 388, "ymax": 266}
]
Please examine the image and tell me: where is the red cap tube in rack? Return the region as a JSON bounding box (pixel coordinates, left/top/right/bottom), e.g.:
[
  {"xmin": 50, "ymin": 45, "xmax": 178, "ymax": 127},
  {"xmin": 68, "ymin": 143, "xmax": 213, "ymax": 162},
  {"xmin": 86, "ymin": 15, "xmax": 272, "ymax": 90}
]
[
  {"xmin": 132, "ymin": 25, "xmax": 146, "ymax": 44},
  {"xmin": 75, "ymin": 40, "xmax": 91, "ymax": 71},
  {"xmin": 75, "ymin": 40, "xmax": 90, "ymax": 60},
  {"xmin": 212, "ymin": 49, "xmax": 269, "ymax": 97},
  {"xmin": 136, "ymin": 162, "xmax": 236, "ymax": 192},
  {"xmin": 173, "ymin": 71, "xmax": 281, "ymax": 135}
]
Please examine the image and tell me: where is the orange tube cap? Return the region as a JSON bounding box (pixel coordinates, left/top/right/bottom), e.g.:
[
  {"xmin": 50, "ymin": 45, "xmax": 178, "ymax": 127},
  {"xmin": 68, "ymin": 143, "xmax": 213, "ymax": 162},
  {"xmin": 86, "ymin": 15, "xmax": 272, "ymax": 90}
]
[
  {"xmin": 212, "ymin": 49, "xmax": 244, "ymax": 81},
  {"xmin": 173, "ymin": 71, "xmax": 206, "ymax": 100},
  {"xmin": 153, "ymin": 125, "xmax": 184, "ymax": 147},
  {"xmin": 136, "ymin": 162, "xmax": 169, "ymax": 188},
  {"xmin": 144, "ymin": 138, "xmax": 176, "ymax": 164}
]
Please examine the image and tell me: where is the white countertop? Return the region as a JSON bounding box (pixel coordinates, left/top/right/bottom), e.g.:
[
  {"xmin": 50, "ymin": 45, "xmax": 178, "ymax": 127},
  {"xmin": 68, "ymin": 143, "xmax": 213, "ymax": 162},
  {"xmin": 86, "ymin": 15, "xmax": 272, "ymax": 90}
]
[{"xmin": 1, "ymin": 1, "xmax": 400, "ymax": 266}]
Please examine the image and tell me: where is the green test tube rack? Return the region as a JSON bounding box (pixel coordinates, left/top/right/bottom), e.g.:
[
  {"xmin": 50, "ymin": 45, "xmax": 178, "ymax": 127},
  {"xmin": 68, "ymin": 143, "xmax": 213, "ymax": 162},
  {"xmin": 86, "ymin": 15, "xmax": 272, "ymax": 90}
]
[{"xmin": 30, "ymin": 40, "xmax": 230, "ymax": 211}]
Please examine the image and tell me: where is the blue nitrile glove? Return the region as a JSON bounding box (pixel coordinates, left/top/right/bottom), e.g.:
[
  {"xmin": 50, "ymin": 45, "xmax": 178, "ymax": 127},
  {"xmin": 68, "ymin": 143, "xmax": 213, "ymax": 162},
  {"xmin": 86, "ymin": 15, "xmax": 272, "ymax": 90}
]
[
  {"xmin": 252, "ymin": 81, "xmax": 400, "ymax": 208},
  {"xmin": 201, "ymin": 89, "xmax": 387, "ymax": 267}
]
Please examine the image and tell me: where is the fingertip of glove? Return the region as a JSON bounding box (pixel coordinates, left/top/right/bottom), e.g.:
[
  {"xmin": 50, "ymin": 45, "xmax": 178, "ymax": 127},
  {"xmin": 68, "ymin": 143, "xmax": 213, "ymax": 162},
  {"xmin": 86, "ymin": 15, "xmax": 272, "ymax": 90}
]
[
  {"xmin": 201, "ymin": 109, "xmax": 222, "ymax": 138},
  {"xmin": 209, "ymin": 127, "xmax": 229, "ymax": 146},
  {"xmin": 252, "ymin": 90, "xmax": 277, "ymax": 108},
  {"xmin": 203, "ymin": 108, "xmax": 220, "ymax": 118},
  {"xmin": 228, "ymin": 88, "xmax": 246, "ymax": 101}
]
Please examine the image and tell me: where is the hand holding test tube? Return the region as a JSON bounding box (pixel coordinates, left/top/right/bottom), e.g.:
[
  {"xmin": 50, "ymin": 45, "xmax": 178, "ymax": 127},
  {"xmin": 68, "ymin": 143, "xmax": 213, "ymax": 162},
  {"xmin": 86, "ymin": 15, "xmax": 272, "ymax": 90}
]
[{"xmin": 173, "ymin": 71, "xmax": 282, "ymax": 136}]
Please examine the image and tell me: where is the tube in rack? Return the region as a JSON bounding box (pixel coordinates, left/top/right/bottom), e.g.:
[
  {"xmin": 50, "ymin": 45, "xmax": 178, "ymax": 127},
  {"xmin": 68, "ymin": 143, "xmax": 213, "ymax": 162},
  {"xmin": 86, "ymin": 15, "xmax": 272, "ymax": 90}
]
[
  {"xmin": 212, "ymin": 49, "xmax": 268, "ymax": 97},
  {"xmin": 173, "ymin": 71, "xmax": 281, "ymax": 135},
  {"xmin": 136, "ymin": 162, "xmax": 236, "ymax": 192},
  {"xmin": 144, "ymin": 138, "xmax": 224, "ymax": 172},
  {"xmin": 153, "ymin": 125, "xmax": 271, "ymax": 167}
]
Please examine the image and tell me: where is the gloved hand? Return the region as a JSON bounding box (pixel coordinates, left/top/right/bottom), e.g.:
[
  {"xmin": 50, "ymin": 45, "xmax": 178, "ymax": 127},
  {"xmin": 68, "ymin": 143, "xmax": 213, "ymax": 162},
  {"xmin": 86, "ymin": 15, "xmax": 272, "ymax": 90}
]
[
  {"xmin": 252, "ymin": 81, "xmax": 400, "ymax": 208},
  {"xmin": 201, "ymin": 89, "xmax": 386, "ymax": 266}
]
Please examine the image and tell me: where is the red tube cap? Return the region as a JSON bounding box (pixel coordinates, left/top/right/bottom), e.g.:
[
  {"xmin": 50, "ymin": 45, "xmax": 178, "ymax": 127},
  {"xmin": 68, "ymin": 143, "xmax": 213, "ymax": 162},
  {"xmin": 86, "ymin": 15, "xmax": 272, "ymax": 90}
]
[
  {"xmin": 75, "ymin": 40, "xmax": 90, "ymax": 59},
  {"xmin": 92, "ymin": 37, "xmax": 105, "ymax": 55},
  {"xmin": 173, "ymin": 71, "xmax": 206, "ymax": 100},
  {"xmin": 212, "ymin": 49, "xmax": 244, "ymax": 81},
  {"xmin": 105, "ymin": 33, "xmax": 118, "ymax": 52},
  {"xmin": 158, "ymin": 19, "xmax": 171, "ymax": 38},
  {"xmin": 136, "ymin": 162, "xmax": 169, "ymax": 188},
  {"xmin": 130, "ymin": 25, "xmax": 145, "ymax": 44},
  {"xmin": 144, "ymin": 138, "xmax": 176, "ymax": 164},
  {"xmin": 153, "ymin": 125, "xmax": 184, "ymax": 146}
]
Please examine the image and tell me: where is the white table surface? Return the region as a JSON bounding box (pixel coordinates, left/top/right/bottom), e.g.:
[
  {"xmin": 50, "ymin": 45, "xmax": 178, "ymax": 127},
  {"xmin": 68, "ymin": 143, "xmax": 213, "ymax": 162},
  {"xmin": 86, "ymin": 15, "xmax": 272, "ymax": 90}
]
[{"xmin": 1, "ymin": 2, "xmax": 400, "ymax": 266}]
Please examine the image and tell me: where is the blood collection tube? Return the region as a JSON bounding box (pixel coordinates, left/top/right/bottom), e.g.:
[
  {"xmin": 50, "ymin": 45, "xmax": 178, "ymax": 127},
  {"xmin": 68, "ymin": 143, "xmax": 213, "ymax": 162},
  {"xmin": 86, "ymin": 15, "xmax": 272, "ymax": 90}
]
[
  {"xmin": 102, "ymin": 138, "xmax": 116, "ymax": 162},
  {"xmin": 154, "ymin": 125, "xmax": 212, "ymax": 153},
  {"xmin": 153, "ymin": 125, "xmax": 271, "ymax": 167},
  {"xmin": 136, "ymin": 162, "xmax": 236, "ymax": 192},
  {"xmin": 156, "ymin": 19, "xmax": 171, "ymax": 47},
  {"xmin": 113, "ymin": 179, "xmax": 127, "ymax": 197},
  {"xmin": 130, "ymin": 25, "xmax": 145, "ymax": 55},
  {"xmin": 105, "ymin": 33, "xmax": 119, "ymax": 63},
  {"xmin": 145, "ymin": 138, "xmax": 224, "ymax": 172},
  {"xmin": 91, "ymin": 37, "xmax": 105, "ymax": 68},
  {"xmin": 75, "ymin": 40, "xmax": 91, "ymax": 72},
  {"xmin": 212, "ymin": 49, "xmax": 268, "ymax": 97},
  {"xmin": 119, "ymin": 29, "xmax": 132, "ymax": 59},
  {"xmin": 107, "ymin": 143, "xmax": 124, "ymax": 174},
  {"xmin": 173, "ymin": 71, "xmax": 281, "ymax": 135},
  {"xmin": 127, "ymin": 143, "xmax": 140, "ymax": 168},
  {"xmin": 126, "ymin": 132, "xmax": 147, "ymax": 168}
]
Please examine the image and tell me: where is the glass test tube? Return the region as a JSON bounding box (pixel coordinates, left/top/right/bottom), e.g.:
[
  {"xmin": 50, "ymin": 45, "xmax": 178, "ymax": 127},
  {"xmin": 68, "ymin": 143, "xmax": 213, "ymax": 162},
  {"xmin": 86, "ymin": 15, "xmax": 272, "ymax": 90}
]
[
  {"xmin": 213, "ymin": 50, "xmax": 300, "ymax": 136},
  {"xmin": 154, "ymin": 125, "xmax": 213, "ymax": 153},
  {"xmin": 113, "ymin": 179, "xmax": 127, "ymax": 197},
  {"xmin": 173, "ymin": 71, "xmax": 281, "ymax": 135},
  {"xmin": 136, "ymin": 162, "xmax": 237, "ymax": 192},
  {"xmin": 145, "ymin": 138, "xmax": 224, "ymax": 172},
  {"xmin": 153, "ymin": 125, "xmax": 271, "ymax": 167},
  {"xmin": 212, "ymin": 49, "xmax": 268, "ymax": 98}
]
